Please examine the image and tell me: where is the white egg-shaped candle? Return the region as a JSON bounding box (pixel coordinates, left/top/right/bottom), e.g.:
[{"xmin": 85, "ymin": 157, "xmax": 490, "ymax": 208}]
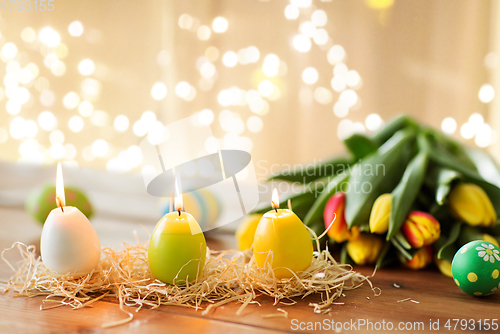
[{"xmin": 40, "ymin": 163, "xmax": 101, "ymax": 277}]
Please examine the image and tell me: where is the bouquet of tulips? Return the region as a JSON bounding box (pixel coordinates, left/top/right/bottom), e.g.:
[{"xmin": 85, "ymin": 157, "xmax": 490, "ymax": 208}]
[{"xmin": 248, "ymin": 115, "xmax": 500, "ymax": 276}]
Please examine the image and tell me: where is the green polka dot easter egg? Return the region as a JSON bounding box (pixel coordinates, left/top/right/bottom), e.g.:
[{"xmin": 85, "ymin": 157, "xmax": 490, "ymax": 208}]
[
  {"xmin": 25, "ymin": 184, "xmax": 94, "ymax": 225},
  {"xmin": 452, "ymin": 240, "xmax": 500, "ymax": 297}
]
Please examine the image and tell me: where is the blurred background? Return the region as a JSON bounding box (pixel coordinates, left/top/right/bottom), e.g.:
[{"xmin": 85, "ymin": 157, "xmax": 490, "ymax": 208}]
[
  {"xmin": 0, "ymin": 0, "xmax": 500, "ymax": 247},
  {"xmin": 0, "ymin": 0, "xmax": 498, "ymax": 176}
]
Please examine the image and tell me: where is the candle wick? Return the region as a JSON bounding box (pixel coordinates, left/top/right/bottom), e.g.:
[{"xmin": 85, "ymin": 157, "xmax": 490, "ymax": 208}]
[
  {"xmin": 178, "ymin": 209, "xmax": 181, "ymax": 216},
  {"xmin": 57, "ymin": 197, "xmax": 64, "ymax": 213},
  {"xmin": 272, "ymin": 201, "xmax": 278, "ymax": 213}
]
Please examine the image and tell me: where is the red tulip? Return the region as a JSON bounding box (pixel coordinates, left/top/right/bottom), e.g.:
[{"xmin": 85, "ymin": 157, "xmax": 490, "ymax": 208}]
[
  {"xmin": 401, "ymin": 211, "xmax": 440, "ymax": 248},
  {"xmin": 324, "ymin": 192, "xmax": 359, "ymax": 243}
]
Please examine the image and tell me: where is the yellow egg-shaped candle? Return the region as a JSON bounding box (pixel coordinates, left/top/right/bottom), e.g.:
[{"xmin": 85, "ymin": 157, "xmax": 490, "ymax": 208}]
[
  {"xmin": 253, "ymin": 189, "xmax": 313, "ymax": 278},
  {"xmin": 148, "ymin": 211, "xmax": 207, "ymax": 285}
]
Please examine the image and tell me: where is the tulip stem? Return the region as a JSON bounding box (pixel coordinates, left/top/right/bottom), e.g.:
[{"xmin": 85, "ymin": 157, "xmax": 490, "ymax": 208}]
[{"xmin": 390, "ymin": 238, "xmax": 413, "ymax": 261}]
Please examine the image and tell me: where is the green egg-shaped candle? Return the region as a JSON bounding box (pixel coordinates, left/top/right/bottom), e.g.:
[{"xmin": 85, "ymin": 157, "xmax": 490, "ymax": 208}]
[
  {"xmin": 25, "ymin": 184, "xmax": 93, "ymax": 225},
  {"xmin": 148, "ymin": 211, "xmax": 207, "ymax": 285},
  {"xmin": 452, "ymin": 240, "xmax": 500, "ymax": 297}
]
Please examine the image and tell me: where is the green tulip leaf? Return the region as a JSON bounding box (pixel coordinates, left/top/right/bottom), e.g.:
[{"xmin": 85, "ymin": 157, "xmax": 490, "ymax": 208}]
[
  {"xmin": 345, "ymin": 129, "xmax": 415, "ymax": 228},
  {"xmin": 458, "ymin": 225, "xmax": 486, "ymax": 247},
  {"xmin": 425, "ymin": 165, "xmax": 462, "ymax": 205},
  {"xmin": 434, "ymin": 168, "xmax": 461, "ymax": 205},
  {"xmin": 340, "ymin": 243, "xmax": 348, "ymax": 264},
  {"xmin": 463, "ymin": 147, "xmax": 500, "ymax": 189},
  {"xmin": 419, "ymin": 134, "xmax": 500, "ymax": 213},
  {"xmin": 343, "ymin": 133, "xmax": 378, "ymax": 161},
  {"xmin": 390, "ymin": 237, "xmax": 413, "ymax": 261},
  {"xmin": 436, "ymin": 221, "xmax": 463, "ymax": 259},
  {"xmin": 303, "ymin": 173, "xmax": 350, "ymax": 227},
  {"xmin": 394, "ymin": 230, "xmax": 412, "ymax": 249},
  {"xmin": 387, "ymin": 151, "xmax": 429, "ymax": 239},
  {"xmin": 267, "ymin": 155, "xmax": 354, "ymax": 184},
  {"xmin": 371, "ymin": 114, "xmax": 417, "ymax": 146}
]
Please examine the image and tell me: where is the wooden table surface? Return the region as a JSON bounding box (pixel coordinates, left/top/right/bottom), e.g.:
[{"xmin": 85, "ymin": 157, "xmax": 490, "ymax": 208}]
[{"xmin": 0, "ymin": 206, "xmax": 499, "ymax": 333}]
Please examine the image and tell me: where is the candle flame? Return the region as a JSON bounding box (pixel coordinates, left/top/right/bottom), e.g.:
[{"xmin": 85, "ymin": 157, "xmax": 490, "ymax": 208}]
[
  {"xmin": 271, "ymin": 188, "xmax": 279, "ymax": 210},
  {"xmin": 174, "ymin": 176, "xmax": 183, "ymax": 213},
  {"xmin": 56, "ymin": 162, "xmax": 66, "ymax": 210}
]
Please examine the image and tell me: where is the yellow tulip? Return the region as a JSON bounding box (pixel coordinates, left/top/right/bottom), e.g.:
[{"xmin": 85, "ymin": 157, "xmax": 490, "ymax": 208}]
[
  {"xmin": 448, "ymin": 183, "xmax": 497, "ymax": 227},
  {"xmin": 235, "ymin": 214, "xmax": 263, "ymax": 250},
  {"xmin": 435, "ymin": 258, "xmax": 453, "ymax": 277},
  {"xmin": 402, "ymin": 246, "xmax": 433, "ymax": 270},
  {"xmin": 369, "ymin": 193, "xmax": 392, "ymax": 234},
  {"xmin": 346, "ymin": 234, "xmax": 383, "ymax": 265}
]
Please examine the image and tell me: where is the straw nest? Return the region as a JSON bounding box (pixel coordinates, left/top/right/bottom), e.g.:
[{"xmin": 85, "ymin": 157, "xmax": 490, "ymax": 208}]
[{"xmin": 1, "ymin": 228, "xmax": 378, "ymax": 328}]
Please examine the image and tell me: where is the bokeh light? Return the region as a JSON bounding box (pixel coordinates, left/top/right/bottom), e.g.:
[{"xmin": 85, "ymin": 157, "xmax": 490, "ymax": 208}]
[
  {"xmin": 333, "ymin": 101, "xmax": 349, "ymax": 118},
  {"xmin": 38, "ymin": 111, "xmax": 57, "ymax": 131},
  {"xmin": 311, "ymin": 10, "xmax": 327, "ymax": 26},
  {"xmin": 1, "ymin": 43, "xmax": 18, "ymax": 60},
  {"xmin": 365, "ymin": 114, "xmax": 383, "ymax": 131},
  {"xmin": 475, "ymin": 123, "xmax": 493, "ymax": 147},
  {"xmin": 92, "ymin": 139, "xmax": 109, "ymax": 157},
  {"xmin": 21, "ymin": 27, "xmax": 36, "ymax": 43},
  {"xmin": 91, "ymin": 110, "xmax": 109, "ymax": 127},
  {"xmin": 460, "ymin": 122, "xmax": 475, "ymax": 139},
  {"xmin": 49, "ymin": 130, "xmax": 65, "ymax": 144},
  {"xmin": 63, "ymin": 92, "xmax": 81, "ymax": 109},
  {"xmin": 313, "ymin": 29, "xmax": 328, "ymax": 45},
  {"xmin": 175, "ymin": 81, "xmax": 191, "ymax": 98},
  {"xmin": 178, "ymin": 14, "xmax": 194, "ymax": 30},
  {"xmin": 478, "ymin": 84, "xmax": 495, "ymax": 103},
  {"xmin": 314, "ymin": 87, "xmax": 332, "ymax": 104},
  {"xmin": 68, "ymin": 116, "xmax": 84, "ymax": 132},
  {"xmin": 247, "ymin": 116, "xmax": 263, "ymax": 133},
  {"xmin": 78, "ymin": 59, "xmax": 95, "ymax": 76},
  {"xmin": 222, "ymin": 51, "xmax": 238, "ymax": 67},
  {"xmin": 39, "ymin": 27, "xmax": 61, "ymax": 47},
  {"xmin": 441, "ymin": 117, "xmax": 457, "ymax": 134},
  {"xmin": 327, "ymin": 45, "xmax": 345, "ymax": 64},
  {"xmin": 68, "ymin": 21, "xmax": 84, "ymax": 37},
  {"xmin": 198, "ymin": 109, "xmax": 214, "ymax": 125},
  {"xmin": 151, "ymin": 82, "xmax": 168, "ymax": 100},
  {"xmin": 114, "ymin": 115, "xmax": 130, "ymax": 132},
  {"xmin": 293, "ymin": 35, "xmax": 312, "ymax": 53},
  {"xmin": 284, "ymin": 5, "xmax": 299, "ymax": 20},
  {"xmin": 78, "ymin": 101, "xmax": 94, "ymax": 117},
  {"xmin": 197, "ymin": 25, "xmax": 211, "ymax": 40},
  {"xmin": 302, "ymin": 67, "xmax": 319, "ymax": 84},
  {"xmin": 258, "ymin": 80, "xmax": 274, "ymax": 97},
  {"xmin": 262, "ymin": 54, "xmax": 280, "ymax": 77},
  {"xmin": 212, "ymin": 17, "xmax": 228, "ymax": 33}
]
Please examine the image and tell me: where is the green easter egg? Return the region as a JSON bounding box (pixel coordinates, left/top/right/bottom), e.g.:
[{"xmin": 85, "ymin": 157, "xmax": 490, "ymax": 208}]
[
  {"xmin": 25, "ymin": 184, "xmax": 94, "ymax": 225},
  {"xmin": 452, "ymin": 240, "xmax": 500, "ymax": 297}
]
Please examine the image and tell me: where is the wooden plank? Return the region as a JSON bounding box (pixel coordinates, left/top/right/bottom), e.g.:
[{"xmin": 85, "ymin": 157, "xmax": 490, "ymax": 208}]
[{"xmin": 0, "ymin": 293, "xmax": 288, "ymax": 334}]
